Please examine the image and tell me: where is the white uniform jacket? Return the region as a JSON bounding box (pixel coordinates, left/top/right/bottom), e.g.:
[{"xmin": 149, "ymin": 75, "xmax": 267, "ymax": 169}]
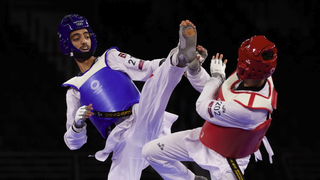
[{"xmin": 63, "ymin": 48, "xmax": 166, "ymax": 150}]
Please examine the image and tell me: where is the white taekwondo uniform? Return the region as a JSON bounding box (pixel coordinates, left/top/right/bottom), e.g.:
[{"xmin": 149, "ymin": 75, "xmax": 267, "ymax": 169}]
[
  {"xmin": 142, "ymin": 68, "xmax": 276, "ymax": 180},
  {"xmin": 63, "ymin": 47, "xmax": 186, "ymax": 180}
]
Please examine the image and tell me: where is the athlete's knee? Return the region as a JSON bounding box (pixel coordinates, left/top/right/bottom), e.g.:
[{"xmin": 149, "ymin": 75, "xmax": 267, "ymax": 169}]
[
  {"xmin": 142, "ymin": 141, "xmax": 155, "ymax": 159},
  {"xmin": 142, "ymin": 141, "xmax": 163, "ymax": 165}
]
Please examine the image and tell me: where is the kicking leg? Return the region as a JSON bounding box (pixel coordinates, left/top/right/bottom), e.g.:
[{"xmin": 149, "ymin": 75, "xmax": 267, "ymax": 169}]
[
  {"xmin": 120, "ymin": 20, "xmax": 197, "ymax": 180},
  {"xmin": 173, "ymin": 20, "xmax": 197, "ymax": 67},
  {"xmin": 132, "ymin": 19, "xmax": 198, "ymax": 145}
]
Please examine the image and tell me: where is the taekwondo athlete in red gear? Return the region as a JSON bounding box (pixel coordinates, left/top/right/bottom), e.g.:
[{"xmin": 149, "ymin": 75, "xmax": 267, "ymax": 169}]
[
  {"xmin": 142, "ymin": 35, "xmax": 278, "ymax": 180},
  {"xmin": 57, "ymin": 14, "xmax": 201, "ymax": 180}
]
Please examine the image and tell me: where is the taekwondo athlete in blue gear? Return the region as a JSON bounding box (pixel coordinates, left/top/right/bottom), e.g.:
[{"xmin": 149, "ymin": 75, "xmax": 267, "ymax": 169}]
[
  {"xmin": 62, "ymin": 47, "xmax": 140, "ymax": 139},
  {"xmin": 58, "ymin": 14, "xmax": 140, "ymax": 139},
  {"xmin": 57, "ymin": 14, "xmax": 200, "ymax": 179}
]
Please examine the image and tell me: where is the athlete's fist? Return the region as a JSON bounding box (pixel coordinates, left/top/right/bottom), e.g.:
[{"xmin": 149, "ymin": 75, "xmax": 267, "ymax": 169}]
[
  {"xmin": 74, "ymin": 104, "xmax": 94, "ymax": 128},
  {"xmin": 187, "ymin": 45, "xmax": 208, "ymax": 76},
  {"xmin": 196, "ymin": 45, "xmax": 208, "ymax": 63}
]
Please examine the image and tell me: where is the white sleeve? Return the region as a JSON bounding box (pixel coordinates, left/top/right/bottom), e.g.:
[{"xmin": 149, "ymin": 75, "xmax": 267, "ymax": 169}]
[
  {"xmin": 196, "ymin": 78, "xmax": 268, "ymax": 130},
  {"xmin": 186, "ymin": 67, "xmax": 210, "ymax": 93},
  {"xmin": 106, "ymin": 49, "xmax": 163, "ymax": 82},
  {"xmin": 63, "ymin": 88, "xmax": 88, "ymax": 150}
]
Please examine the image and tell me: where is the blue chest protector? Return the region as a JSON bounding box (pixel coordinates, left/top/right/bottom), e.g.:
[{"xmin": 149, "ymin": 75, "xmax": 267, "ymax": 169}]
[{"xmin": 62, "ymin": 47, "xmax": 140, "ymax": 138}]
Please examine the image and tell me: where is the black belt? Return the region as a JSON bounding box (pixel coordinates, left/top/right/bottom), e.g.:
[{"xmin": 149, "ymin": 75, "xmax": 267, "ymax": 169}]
[
  {"xmin": 94, "ymin": 107, "xmax": 133, "ymax": 138},
  {"xmin": 93, "ymin": 106, "xmax": 133, "ymax": 118},
  {"xmin": 227, "ymin": 158, "xmax": 246, "ymax": 180}
]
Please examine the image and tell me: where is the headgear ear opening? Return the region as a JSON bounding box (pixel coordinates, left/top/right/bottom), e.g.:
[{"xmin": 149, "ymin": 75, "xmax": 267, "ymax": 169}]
[{"xmin": 262, "ymin": 51, "xmax": 273, "ymax": 61}]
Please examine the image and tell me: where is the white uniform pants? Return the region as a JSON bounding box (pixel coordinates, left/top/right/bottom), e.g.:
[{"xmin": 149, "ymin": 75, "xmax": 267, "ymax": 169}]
[
  {"xmin": 106, "ymin": 49, "xmax": 186, "ymax": 180},
  {"xmin": 142, "ymin": 128, "xmax": 248, "ymax": 180}
]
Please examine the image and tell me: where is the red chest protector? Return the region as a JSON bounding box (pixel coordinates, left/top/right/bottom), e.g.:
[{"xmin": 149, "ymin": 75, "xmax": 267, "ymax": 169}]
[{"xmin": 199, "ymin": 72, "xmax": 277, "ymax": 159}]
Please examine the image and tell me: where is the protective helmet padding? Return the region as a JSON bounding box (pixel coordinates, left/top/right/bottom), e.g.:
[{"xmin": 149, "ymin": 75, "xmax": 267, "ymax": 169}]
[
  {"xmin": 237, "ymin": 35, "xmax": 277, "ymax": 80},
  {"xmin": 57, "ymin": 14, "xmax": 97, "ymax": 59}
]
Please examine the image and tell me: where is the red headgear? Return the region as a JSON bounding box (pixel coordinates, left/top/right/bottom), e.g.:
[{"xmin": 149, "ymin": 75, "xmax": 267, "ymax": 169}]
[{"xmin": 237, "ymin": 35, "xmax": 277, "ymax": 80}]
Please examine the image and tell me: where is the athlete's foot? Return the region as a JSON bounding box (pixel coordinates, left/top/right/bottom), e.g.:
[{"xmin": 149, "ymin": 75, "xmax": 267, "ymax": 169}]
[{"xmin": 172, "ymin": 20, "xmax": 197, "ymax": 67}]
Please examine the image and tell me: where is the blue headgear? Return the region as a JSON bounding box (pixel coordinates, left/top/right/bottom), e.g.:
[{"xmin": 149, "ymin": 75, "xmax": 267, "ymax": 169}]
[{"xmin": 57, "ymin": 14, "xmax": 98, "ymax": 60}]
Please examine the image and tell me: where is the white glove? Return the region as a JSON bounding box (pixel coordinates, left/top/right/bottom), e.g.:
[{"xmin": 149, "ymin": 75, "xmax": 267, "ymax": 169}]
[
  {"xmin": 196, "ymin": 47, "xmax": 208, "ymax": 64},
  {"xmin": 187, "ymin": 45, "xmax": 208, "ymax": 75},
  {"xmin": 210, "ymin": 57, "xmax": 226, "ymax": 79},
  {"xmin": 74, "ymin": 105, "xmax": 90, "ymax": 129}
]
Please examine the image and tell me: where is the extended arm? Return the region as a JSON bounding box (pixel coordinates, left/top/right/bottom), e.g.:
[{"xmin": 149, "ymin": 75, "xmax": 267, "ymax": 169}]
[
  {"xmin": 186, "ymin": 50, "xmax": 227, "ymax": 93},
  {"xmin": 195, "ymin": 54, "xmax": 245, "ymax": 127},
  {"xmin": 106, "ymin": 49, "xmax": 164, "ymax": 82},
  {"xmin": 196, "ymin": 56, "xmax": 268, "ymax": 130},
  {"xmin": 186, "ymin": 45, "xmax": 210, "ymax": 92}
]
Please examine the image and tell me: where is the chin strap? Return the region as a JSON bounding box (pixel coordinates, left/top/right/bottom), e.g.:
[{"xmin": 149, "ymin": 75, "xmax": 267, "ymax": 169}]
[{"xmin": 71, "ymin": 49, "xmax": 96, "ymax": 61}]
